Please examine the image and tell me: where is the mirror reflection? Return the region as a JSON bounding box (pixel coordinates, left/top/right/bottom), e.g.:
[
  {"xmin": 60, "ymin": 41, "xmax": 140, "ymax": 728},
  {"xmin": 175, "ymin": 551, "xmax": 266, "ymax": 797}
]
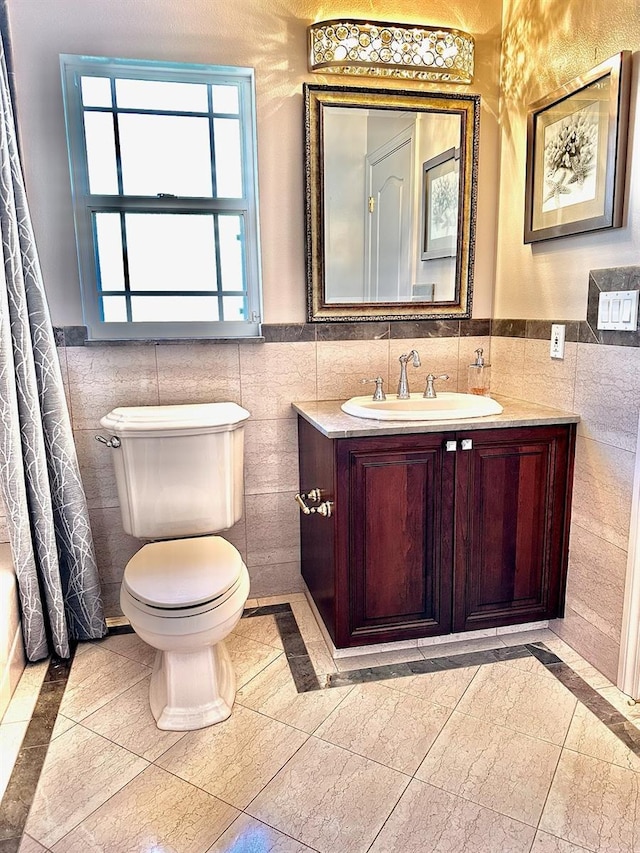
[{"xmin": 304, "ymin": 85, "xmax": 479, "ymax": 322}]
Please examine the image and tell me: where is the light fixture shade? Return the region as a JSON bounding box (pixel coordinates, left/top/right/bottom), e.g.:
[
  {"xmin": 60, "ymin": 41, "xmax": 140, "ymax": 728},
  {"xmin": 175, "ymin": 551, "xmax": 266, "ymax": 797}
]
[{"xmin": 308, "ymin": 19, "xmax": 474, "ymax": 83}]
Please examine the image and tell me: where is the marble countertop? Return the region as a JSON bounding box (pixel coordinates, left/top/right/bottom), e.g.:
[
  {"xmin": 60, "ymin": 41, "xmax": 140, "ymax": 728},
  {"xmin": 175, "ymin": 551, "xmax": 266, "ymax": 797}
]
[{"xmin": 292, "ymin": 396, "xmax": 580, "ymax": 439}]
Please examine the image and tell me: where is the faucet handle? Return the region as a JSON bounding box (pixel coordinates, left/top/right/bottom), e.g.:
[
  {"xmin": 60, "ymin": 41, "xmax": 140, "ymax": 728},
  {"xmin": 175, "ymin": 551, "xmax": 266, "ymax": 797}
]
[
  {"xmin": 399, "ymin": 350, "xmax": 421, "ymax": 368},
  {"xmin": 361, "ymin": 376, "xmax": 386, "ymax": 401},
  {"xmin": 423, "ymin": 373, "xmax": 450, "ymax": 398}
]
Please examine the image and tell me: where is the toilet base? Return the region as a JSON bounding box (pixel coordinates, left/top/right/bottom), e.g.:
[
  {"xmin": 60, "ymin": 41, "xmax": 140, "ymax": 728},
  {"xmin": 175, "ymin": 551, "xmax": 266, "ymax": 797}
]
[{"xmin": 149, "ymin": 640, "xmax": 236, "ymax": 731}]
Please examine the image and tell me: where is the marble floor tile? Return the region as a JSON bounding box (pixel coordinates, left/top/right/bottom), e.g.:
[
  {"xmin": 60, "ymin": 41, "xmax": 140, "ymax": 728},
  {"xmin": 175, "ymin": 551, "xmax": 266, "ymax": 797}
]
[
  {"xmin": 539, "ymin": 749, "xmax": 640, "ymax": 852},
  {"xmin": 2, "ymin": 662, "xmax": 48, "ymax": 724},
  {"xmin": 236, "ymin": 655, "xmax": 352, "ymax": 733},
  {"xmin": 564, "ymin": 702, "xmax": 640, "ymax": 771},
  {"xmin": 24, "ymin": 725, "xmax": 147, "ymax": 848},
  {"xmin": 51, "ymin": 764, "xmax": 238, "ymax": 853},
  {"xmin": 567, "ymin": 658, "xmax": 614, "ymax": 690},
  {"xmin": 383, "ymin": 664, "xmax": 479, "ymax": 709},
  {"xmin": 50, "ymin": 715, "xmax": 75, "ymax": 740},
  {"xmin": 93, "ymin": 632, "xmax": 156, "ymax": 667},
  {"xmin": 416, "ymin": 710, "xmax": 561, "ymax": 825},
  {"xmin": 81, "ymin": 675, "xmax": 186, "ymax": 761},
  {"xmin": 368, "ymin": 778, "xmax": 535, "ymax": 853},
  {"xmin": 305, "ymin": 640, "xmax": 338, "ymax": 676},
  {"xmin": 530, "ymin": 831, "xmax": 592, "ymax": 852},
  {"xmin": 247, "ymin": 736, "xmax": 409, "ymax": 853},
  {"xmin": 225, "ymin": 633, "xmax": 283, "ymax": 688},
  {"xmin": 315, "ymin": 681, "xmax": 451, "ymax": 774},
  {"xmin": 232, "ymin": 614, "xmax": 284, "ymax": 651},
  {"xmin": 58, "ymin": 645, "xmax": 150, "ymax": 722},
  {"xmin": 456, "ymin": 662, "xmax": 577, "ymax": 744},
  {"xmin": 207, "ymin": 813, "xmax": 316, "ymax": 852},
  {"xmin": 156, "ymin": 704, "xmax": 308, "ymax": 809},
  {"xmin": 17, "ymin": 836, "xmax": 49, "ymax": 853},
  {"xmin": 0, "ymin": 720, "xmax": 28, "ymax": 800},
  {"xmin": 597, "ymin": 685, "xmax": 640, "ymax": 723},
  {"xmin": 499, "ymin": 652, "xmax": 558, "ymax": 680}
]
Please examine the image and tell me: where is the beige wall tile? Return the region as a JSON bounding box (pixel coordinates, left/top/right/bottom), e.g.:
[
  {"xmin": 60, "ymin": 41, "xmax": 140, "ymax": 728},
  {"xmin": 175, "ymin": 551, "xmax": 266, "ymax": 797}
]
[
  {"xmin": 156, "ymin": 342, "xmax": 241, "ymax": 405},
  {"xmin": 247, "ymin": 561, "xmax": 304, "ymax": 598},
  {"xmin": 566, "ymin": 524, "xmax": 627, "ymax": 644},
  {"xmin": 89, "ymin": 506, "xmax": 139, "ymax": 586},
  {"xmin": 521, "ymin": 339, "xmax": 577, "ymax": 411},
  {"xmin": 244, "ymin": 418, "xmax": 299, "ymax": 495},
  {"xmin": 66, "ymin": 346, "xmax": 159, "ymax": 430},
  {"xmin": 73, "ymin": 428, "xmax": 120, "ymax": 509},
  {"xmin": 489, "ymin": 336, "xmax": 525, "ymax": 399},
  {"xmin": 572, "ymin": 436, "xmax": 634, "ymax": 551},
  {"xmin": 389, "ymin": 337, "xmax": 459, "ymax": 393},
  {"xmin": 222, "ymin": 517, "xmax": 247, "ymax": 562},
  {"xmin": 100, "ymin": 582, "xmax": 123, "ymax": 618},
  {"xmin": 550, "ymin": 606, "xmax": 620, "ymax": 683},
  {"xmin": 540, "ymin": 750, "xmax": 640, "ymax": 852},
  {"xmin": 316, "ymin": 340, "xmax": 389, "ymax": 401},
  {"xmin": 240, "ymin": 342, "xmax": 316, "ymax": 419},
  {"xmin": 245, "ymin": 492, "xmax": 300, "ymax": 567},
  {"xmin": 574, "ymin": 343, "xmax": 640, "ymax": 451}
]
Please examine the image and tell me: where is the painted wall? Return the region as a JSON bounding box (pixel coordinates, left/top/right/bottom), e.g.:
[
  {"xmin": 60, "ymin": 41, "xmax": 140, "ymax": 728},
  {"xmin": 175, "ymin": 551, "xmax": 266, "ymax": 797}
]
[
  {"xmin": 5, "ymin": 0, "xmax": 502, "ymax": 325},
  {"xmin": 495, "ymin": 0, "xmax": 640, "ymax": 320}
]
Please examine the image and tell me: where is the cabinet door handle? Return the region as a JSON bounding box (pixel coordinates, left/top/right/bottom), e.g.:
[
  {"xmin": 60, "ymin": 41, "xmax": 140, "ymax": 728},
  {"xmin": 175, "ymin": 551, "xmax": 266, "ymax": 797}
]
[
  {"xmin": 445, "ymin": 440, "xmax": 457, "ymax": 452},
  {"xmin": 461, "ymin": 438, "xmax": 473, "ymax": 450}
]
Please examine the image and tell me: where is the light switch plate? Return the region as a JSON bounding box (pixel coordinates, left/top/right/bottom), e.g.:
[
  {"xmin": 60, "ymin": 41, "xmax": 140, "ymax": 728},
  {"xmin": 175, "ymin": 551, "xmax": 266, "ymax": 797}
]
[
  {"xmin": 550, "ymin": 324, "xmax": 565, "ymax": 359},
  {"xmin": 597, "ymin": 290, "xmax": 639, "ymax": 331}
]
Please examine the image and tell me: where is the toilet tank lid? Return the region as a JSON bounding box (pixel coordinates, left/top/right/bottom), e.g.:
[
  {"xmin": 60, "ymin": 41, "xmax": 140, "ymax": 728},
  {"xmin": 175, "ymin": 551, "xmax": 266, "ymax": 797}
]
[
  {"xmin": 124, "ymin": 536, "xmax": 243, "ymax": 607},
  {"xmin": 100, "ymin": 402, "xmax": 250, "ymax": 435}
]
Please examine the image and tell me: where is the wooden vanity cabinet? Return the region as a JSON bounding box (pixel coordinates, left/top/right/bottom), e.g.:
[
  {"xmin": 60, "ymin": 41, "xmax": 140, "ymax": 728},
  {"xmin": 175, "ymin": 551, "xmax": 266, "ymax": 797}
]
[{"xmin": 297, "ymin": 417, "xmax": 575, "ymax": 649}]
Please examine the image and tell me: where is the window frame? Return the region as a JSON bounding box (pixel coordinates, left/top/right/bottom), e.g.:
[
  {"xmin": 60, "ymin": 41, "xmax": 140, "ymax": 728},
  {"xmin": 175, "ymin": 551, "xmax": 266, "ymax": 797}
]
[{"xmin": 60, "ymin": 54, "xmax": 263, "ymax": 340}]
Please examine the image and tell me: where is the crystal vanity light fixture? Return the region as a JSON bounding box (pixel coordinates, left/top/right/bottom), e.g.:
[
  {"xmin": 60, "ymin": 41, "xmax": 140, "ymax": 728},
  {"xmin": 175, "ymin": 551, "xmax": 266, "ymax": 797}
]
[{"xmin": 308, "ymin": 19, "xmax": 474, "ymax": 83}]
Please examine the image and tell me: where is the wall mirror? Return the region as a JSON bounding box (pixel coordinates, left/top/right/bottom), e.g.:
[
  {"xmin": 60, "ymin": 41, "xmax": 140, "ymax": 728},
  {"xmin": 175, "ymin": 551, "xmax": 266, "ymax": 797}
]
[{"xmin": 304, "ymin": 84, "xmax": 480, "ymax": 322}]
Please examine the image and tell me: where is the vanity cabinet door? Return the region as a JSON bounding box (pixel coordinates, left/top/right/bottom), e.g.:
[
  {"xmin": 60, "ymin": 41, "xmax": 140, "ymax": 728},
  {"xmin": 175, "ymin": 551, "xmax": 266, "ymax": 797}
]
[
  {"xmin": 452, "ymin": 425, "xmax": 574, "ymax": 632},
  {"xmin": 340, "ymin": 433, "xmax": 455, "ymax": 645}
]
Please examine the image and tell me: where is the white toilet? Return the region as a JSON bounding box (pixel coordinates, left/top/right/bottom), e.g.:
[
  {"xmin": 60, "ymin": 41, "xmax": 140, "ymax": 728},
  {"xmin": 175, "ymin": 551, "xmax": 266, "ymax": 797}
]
[{"xmin": 99, "ymin": 402, "xmax": 251, "ymax": 731}]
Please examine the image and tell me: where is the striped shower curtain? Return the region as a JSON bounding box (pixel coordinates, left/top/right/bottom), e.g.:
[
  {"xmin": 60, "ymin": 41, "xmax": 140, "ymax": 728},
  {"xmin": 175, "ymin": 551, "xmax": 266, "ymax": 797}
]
[{"xmin": 0, "ymin": 30, "xmax": 106, "ymax": 660}]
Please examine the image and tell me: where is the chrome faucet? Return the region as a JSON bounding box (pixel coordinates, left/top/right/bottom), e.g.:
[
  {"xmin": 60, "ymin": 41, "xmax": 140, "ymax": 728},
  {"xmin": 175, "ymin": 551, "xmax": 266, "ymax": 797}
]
[
  {"xmin": 423, "ymin": 373, "xmax": 449, "ymax": 398},
  {"xmin": 397, "ymin": 351, "xmax": 421, "ymax": 399}
]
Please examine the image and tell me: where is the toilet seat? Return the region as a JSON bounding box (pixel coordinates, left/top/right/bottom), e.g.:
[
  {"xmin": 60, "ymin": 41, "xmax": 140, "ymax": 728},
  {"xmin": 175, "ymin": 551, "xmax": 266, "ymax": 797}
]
[{"xmin": 123, "ymin": 535, "xmax": 242, "ymax": 613}]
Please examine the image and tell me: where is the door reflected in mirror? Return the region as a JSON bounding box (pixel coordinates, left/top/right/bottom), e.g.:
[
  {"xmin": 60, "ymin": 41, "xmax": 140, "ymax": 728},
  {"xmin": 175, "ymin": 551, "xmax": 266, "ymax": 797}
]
[{"xmin": 304, "ymin": 85, "xmax": 479, "ymax": 322}]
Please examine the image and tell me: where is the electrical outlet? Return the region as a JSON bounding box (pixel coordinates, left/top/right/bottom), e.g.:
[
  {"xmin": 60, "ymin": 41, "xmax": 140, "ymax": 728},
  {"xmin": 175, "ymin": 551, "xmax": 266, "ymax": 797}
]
[{"xmin": 550, "ymin": 324, "xmax": 565, "ymax": 360}]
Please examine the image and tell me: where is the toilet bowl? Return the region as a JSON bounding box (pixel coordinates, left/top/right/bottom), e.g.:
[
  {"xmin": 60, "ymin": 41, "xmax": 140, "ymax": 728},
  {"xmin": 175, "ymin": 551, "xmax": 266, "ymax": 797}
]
[
  {"xmin": 99, "ymin": 402, "xmax": 251, "ymax": 731},
  {"xmin": 120, "ymin": 535, "xmax": 249, "ymax": 730}
]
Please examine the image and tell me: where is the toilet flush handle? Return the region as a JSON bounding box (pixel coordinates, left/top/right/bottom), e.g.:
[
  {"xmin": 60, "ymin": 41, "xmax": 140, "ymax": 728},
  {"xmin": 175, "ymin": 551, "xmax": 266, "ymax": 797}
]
[{"xmin": 95, "ymin": 434, "xmax": 121, "ymax": 449}]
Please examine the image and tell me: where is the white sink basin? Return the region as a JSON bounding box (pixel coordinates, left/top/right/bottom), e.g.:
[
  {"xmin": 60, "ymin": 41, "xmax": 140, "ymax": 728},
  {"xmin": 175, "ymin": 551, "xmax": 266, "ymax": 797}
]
[{"xmin": 341, "ymin": 392, "xmax": 504, "ymax": 421}]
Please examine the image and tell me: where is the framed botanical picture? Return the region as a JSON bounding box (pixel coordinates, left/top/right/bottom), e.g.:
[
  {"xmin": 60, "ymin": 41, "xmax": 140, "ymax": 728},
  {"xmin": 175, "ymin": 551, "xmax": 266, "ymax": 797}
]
[
  {"xmin": 421, "ymin": 147, "xmax": 460, "ymax": 260},
  {"xmin": 524, "ymin": 51, "xmax": 631, "ymax": 243}
]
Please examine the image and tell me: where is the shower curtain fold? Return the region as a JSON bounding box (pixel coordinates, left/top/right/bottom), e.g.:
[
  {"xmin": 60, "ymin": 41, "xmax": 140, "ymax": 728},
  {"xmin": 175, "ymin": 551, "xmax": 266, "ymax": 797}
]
[{"xmin": 0, "ymin": 32, "xmax": 106, "ymax": 660}]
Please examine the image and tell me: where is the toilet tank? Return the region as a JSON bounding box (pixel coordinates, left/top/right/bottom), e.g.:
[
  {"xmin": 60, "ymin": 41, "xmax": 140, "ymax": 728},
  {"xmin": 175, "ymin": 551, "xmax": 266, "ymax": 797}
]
[{"xmin": 99, "ymin": 402, "xmax": 250, "ymax": 539}]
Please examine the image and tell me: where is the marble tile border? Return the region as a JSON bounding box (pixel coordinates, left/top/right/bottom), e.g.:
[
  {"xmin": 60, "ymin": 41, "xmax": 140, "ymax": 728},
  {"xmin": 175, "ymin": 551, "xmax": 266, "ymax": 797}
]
[{"xmin": 0, "ymin": 651, "xmax": 76, "ymax": 851}]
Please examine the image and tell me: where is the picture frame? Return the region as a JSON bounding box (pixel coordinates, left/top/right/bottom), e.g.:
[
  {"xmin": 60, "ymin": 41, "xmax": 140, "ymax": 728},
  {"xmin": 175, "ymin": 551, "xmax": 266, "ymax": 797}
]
[
  {"xmin": 421, "ymin": 146, "xmax": 460, "ymax": 260},
  {"xmin": 524, "ymin": 51, "xmax": 631, "ymax": 243}
]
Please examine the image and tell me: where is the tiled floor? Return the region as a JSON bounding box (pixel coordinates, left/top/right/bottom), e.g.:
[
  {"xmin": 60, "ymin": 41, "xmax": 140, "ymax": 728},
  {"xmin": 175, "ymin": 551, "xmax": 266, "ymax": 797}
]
[{"xmin": 1, "ymin": 593, "xmax": 640, "ymax": 853}]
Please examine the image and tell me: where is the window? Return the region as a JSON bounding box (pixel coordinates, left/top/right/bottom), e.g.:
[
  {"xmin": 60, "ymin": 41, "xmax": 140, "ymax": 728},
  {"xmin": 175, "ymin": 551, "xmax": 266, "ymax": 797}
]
[{"xmin": 60, "ymin": 55, "xmax": 262, "ymax": 339}]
